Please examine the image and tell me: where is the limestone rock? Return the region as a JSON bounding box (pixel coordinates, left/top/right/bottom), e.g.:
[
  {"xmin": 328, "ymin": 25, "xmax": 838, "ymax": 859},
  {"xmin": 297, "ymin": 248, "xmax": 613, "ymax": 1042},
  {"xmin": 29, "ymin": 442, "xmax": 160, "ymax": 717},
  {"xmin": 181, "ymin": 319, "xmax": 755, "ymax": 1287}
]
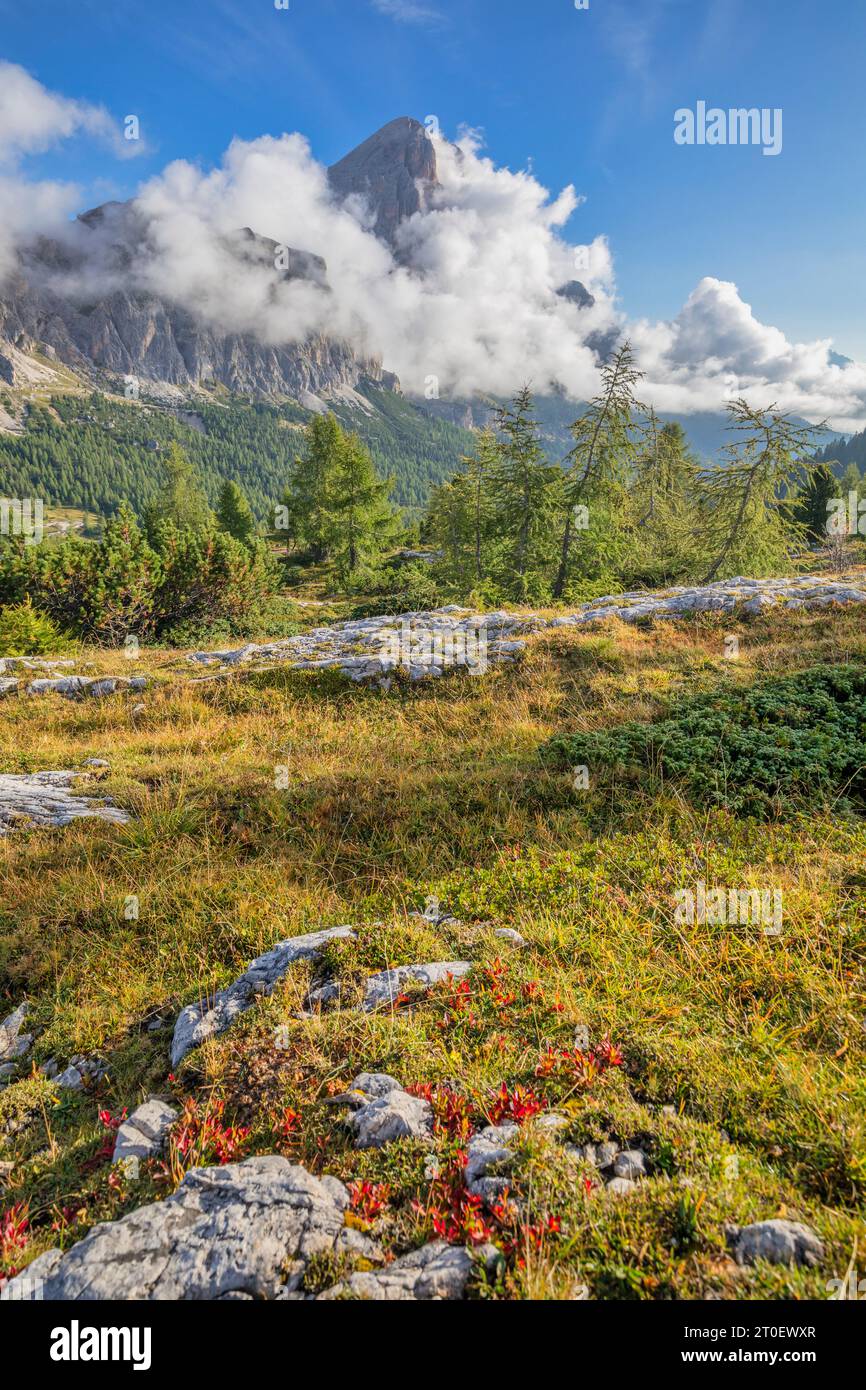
[
  {"xmin": 318, "ymin": 1240, "xmax": 498, "ymax": 1301},
  {"xmin": 7, "ymin": 1157, "xmax": 377, "ymax": 1300},
  {"xmin": 349, "ymin": 1085, "xmax": 434, "ymax": 1150},
  {"xmin": 112, "ymin": 1098, "xmax": 179, "ymax": 1165},
  {"xmin": 0, "ymin": 1003, "xmax": 32, "ymax": 1064},
  {"xmin": 606, "ymin": 1177, "xmax": 638, "ymax": 1197},
  {"xmin": 466, "ymin": 1123, "xmax": 519, "ymax": 1202},
  {"xmin": 361, "ymin": 961, "xmax": 472, "ymax": 1012},
  {"xmin": 26, "ymin": 676, "xmax": 147, "ymax": 698},
  {"xmin": 729, "ymin": 1219, "xmax": 824, "ymax": 1268},
  {"xmin": 612, "ymin": 1149, "xmax": 647, "ymax": 1180},
  {"xmin": 0, "ymin": 771, "xmax": 130, "ymax": 834},
  {"xmin": 171, "ymin": 925, "xmax": 356, "ymax": 1067},
  {"xmin": 55, "ymin": 1055, "xmax": 107, "ymax": 1090},
  {"xmin": 493, "ymin": 928, "xmax": 526, "ymax": 948}
]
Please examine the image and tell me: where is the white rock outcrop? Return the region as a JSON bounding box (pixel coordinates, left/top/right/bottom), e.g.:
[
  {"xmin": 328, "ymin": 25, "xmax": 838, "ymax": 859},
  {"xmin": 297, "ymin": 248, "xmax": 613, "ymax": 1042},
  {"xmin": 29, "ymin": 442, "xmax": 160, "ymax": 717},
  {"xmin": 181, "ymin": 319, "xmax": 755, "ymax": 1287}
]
[
  {"xmin": 171, "ymin": 925, "xmax": 356, "ymax": 1067},
  {"xmin": 0, "ymin": 771, "xmax": 129, "ymax": 834}
]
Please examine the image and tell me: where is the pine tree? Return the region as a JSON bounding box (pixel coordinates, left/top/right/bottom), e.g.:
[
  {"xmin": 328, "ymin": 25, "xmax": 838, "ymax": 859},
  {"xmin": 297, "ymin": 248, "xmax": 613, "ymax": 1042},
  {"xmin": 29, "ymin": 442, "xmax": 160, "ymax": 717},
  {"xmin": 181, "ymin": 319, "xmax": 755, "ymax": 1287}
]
[
  {"xmin": 216, "ymin": 479, "xmax": 255, "ymax": 545},
  {"xmin": 627, "ymin": 415, "xmax": 703, "ymax": 584},
  {"xmin": 284, "ymin": 413, "xmax": 347, "ymax": 561},
  {"xmin": 145, "ymin": 443, "xmax": 213, "ymax": 535},
  {"xmin": 491, "ymin": 388, "xmax": 561, "ymax": 601},
  {"xmin": 701, "ymin": 400, "xmax": 823, "ymax": 582},
  {"xmin": 427, "ymin": 427, "xmax": 498, "ymax": 590},
  {"xmin": 552, "ymin": 342, "xmax": 644, "ymax": 598},
  {"xmin": 789, "ymin": 462, "xmax": 840, "ymax": 543},
  {"xmin": 323, "ymin": 429, "xmax": 400, "ymax": 580}
]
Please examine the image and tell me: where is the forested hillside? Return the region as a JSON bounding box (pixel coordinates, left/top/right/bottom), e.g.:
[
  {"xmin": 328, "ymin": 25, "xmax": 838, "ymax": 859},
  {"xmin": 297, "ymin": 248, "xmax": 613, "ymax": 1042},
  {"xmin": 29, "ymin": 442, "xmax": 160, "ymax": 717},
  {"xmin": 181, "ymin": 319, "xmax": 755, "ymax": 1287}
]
[
  {"xmin": 816, "ymin": 425, "xmax": 866, "ymax": 475},
  {"xmin": 0, "ymin": 388, "xmax": 477, "ymax": 523}
]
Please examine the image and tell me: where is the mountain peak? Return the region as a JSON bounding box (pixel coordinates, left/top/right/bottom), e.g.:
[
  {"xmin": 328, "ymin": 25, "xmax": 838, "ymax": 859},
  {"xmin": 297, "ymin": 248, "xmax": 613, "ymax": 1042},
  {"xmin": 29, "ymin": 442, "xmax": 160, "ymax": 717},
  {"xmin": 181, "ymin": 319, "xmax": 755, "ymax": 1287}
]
[{"xmin": 328, "ymin": 116, "xmax": 439, "ymax": 247}]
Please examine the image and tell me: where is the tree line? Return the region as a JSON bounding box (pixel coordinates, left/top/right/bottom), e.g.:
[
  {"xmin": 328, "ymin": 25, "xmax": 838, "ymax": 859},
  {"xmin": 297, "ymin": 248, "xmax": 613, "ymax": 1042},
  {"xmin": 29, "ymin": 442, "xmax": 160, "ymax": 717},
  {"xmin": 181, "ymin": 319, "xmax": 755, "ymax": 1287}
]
[{"xmin": 423, "ymin": 343, "xmax": 847, "ymax": 604}]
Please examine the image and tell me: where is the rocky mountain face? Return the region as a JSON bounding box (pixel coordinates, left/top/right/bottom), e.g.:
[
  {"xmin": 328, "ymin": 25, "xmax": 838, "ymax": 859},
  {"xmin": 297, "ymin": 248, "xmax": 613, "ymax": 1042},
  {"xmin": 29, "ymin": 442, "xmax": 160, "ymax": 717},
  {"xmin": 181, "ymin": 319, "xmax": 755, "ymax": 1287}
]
[
  {"xmin": 0, "ymin": 116, "xmax": 591, "ymax": 410},
  {"xmin": 328, "ymin": 116, "xmax": 440, "ymax": 248},
  {"xmin": 0, "ymin": 123, "xmax": 435, "ymax": 402},
  {"xmin": 0, "ymin": 195, "xmax": 394, "ymax": 401}
]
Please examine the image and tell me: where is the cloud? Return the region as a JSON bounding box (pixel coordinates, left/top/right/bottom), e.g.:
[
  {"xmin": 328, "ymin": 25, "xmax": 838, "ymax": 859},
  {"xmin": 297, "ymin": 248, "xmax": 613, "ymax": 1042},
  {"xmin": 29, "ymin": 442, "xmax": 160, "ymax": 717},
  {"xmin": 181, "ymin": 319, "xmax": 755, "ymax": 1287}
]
[
  {"xmin": 116, "ymin": 125, "xmax": 613, "ymax": 403},
  {"xmin": 370, "ymin": 0, "xmax": 444, "ymax": 26},
  {"xmin": 0, "ymin": 63, "xmax": 149, "ymax": 278},
  {"xmin": 2, "ymin": 66, "xmax": 865, "ymax": 430},
  {"xmin": 0, "ymin": 62, "xmax": 146, "ymax": 164},
  {"xmin": 632, "ymin": 278, "xmax": 866, "ymax": 431}
]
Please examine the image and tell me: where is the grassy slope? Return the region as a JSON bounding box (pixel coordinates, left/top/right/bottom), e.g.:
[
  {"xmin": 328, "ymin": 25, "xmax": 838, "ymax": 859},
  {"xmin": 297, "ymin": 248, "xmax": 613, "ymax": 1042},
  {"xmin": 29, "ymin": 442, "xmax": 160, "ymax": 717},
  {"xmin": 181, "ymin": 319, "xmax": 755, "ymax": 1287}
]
[{"xmin": 1, "ymin": 606, "xmax": 865, "ymax": 1299}]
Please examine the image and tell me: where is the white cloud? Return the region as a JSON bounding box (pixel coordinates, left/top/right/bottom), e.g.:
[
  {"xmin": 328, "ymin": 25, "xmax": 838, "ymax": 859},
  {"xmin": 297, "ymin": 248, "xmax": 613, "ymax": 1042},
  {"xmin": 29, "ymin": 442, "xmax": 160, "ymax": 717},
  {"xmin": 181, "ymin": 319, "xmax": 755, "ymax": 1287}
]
[
  {"xmin": 0, "ymin": 62, "xmax": 146, "ymax": 164},
  {"xmin": 0, "ymin": 64, "xmax": 148, "ymax": 278},
  {"xmin": 370, "ymin": 0, "xmax": 444, "ymax": 25},
  {"xmin": 632, "ymin": 278, "xmax": 866, "ymax": 431},
  {"xmin": 1, "ymin": 65, "xmax": 865, "ymax": 430}
]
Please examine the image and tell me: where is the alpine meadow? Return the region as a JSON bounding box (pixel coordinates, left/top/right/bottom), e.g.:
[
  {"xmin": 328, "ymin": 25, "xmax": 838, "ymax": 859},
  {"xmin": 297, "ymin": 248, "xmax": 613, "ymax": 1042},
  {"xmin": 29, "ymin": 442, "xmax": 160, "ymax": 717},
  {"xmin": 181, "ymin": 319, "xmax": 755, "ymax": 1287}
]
[{"xmin": 1, "ymin": 0, "xmax": 865, "ymax": 1352}]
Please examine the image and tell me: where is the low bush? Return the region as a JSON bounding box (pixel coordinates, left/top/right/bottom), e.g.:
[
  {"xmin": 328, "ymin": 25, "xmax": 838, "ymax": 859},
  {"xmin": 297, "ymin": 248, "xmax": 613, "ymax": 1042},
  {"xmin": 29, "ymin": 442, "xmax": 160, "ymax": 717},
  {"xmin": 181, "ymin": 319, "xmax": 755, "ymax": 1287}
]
[{"xmin": 542, "ymin": 664, "xmax": 866, "ymax": 815}]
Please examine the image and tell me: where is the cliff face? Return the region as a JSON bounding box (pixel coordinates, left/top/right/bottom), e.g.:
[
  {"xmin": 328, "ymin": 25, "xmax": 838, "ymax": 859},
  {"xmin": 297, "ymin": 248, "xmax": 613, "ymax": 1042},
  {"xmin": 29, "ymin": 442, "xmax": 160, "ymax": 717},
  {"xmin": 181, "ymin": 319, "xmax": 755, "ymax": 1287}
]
[
  {"xmin": 0, "ymin": 188, "xmax": 393, "ymax": 400},
  {"xmin": 0, "ymin": 119, "xmax": 449, "ymax": 400},
  {"xmin": 0, "ymin": 272, "xmax": 391, "ymax": 400},
  {"xmin": 328, "ymin": 116, "xmax": 440, "ymax": 247}
]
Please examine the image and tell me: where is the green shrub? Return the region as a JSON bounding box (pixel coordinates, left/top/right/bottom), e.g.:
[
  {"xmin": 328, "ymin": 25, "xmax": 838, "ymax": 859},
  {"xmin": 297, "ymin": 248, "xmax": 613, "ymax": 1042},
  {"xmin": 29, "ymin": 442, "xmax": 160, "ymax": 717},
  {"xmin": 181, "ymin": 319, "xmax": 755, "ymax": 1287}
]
[
  {"xmin": 347, "ymin": 560, "xmax": 442, "ymax": 618},
  {"xmin": 0, "ymin": 506, "xmax": 278, "ymax": 646},
  {"xmin": 0, "ymin": 600, "xmax": 66, "ymax": 656},
  {"xmin": 542, "ymin": 664, "xmax": 866, "ymax": 815}
]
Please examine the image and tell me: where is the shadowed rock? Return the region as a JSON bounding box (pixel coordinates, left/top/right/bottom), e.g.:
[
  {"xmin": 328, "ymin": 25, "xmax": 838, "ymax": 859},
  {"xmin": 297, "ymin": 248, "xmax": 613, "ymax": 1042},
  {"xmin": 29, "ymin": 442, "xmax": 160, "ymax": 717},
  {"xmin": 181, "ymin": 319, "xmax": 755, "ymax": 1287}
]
[
  {"xmin": 171, "ymin": 925, "xmax": 356, "ymax": 1067},
  {"xmin": 113, "ymin": 1099, "xmax": 179, "ymax": 1165},
  {"xmin": 8, "ymin": 1157, "xmax": 376, "ymax": 1300},
  {"xmin": 0, "ymin": 1003, "xmax": 32, "ymax": 1064},
  {"xmin": 729, "ymin": 1219, "xmax": 824, "ymax": 1268},
  {"xmin": 326, "ymin": 1072, "xmax": 434, "ymax": 1150},
  {"xmin": 361, "ymin": 961, "xmax": 471, "ymax": 1012},
  {"xmin": 318, "ymin": 1240, "xmax": 499, "ymax": 1301}
]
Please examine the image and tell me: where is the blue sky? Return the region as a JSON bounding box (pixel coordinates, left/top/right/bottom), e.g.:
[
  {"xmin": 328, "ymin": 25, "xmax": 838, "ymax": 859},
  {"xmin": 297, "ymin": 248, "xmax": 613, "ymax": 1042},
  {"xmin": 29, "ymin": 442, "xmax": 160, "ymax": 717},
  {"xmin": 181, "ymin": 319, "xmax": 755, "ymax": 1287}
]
[{"xmin": 1, "ymin": 0, "xmax": 864, "ymax": 356}]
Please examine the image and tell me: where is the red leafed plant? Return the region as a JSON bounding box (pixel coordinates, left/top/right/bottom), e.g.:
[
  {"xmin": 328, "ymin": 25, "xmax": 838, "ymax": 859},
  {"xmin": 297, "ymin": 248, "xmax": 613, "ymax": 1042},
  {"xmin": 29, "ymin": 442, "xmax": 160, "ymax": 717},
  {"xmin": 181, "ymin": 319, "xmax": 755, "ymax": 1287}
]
[
  {"xmin": 415, "ymin": 1151, "xmax": 495, "ymax": 1247},
  {"xmin": 407, "ymin": 1083, "xmax": 475, "ymax": 1141},
  {"xmin": 163, "ymin": 1098, "xmax": 250, "ymax": 1183},
  {"xmin": 0, "ymin": 1202, "xmax": 29, "ymax": 1276},
  {"xmin": 488, "ymin": 1202, "xmax": 561, "ymax": 1267},
  {"xmin": 348, "ymin": 1181, "xmax": 391, "ymax": 1224},
  {"xmin": 277, "ymin": 1107, "xmax": 301, "ymax": 1139},
  {"xmin": 487, "ymin": 1082, "xmax": 545, "ymax": 1126},
  {"xmin": 98, "ymin": 1107, "xmax": 127, "ymax": 1132},
  {"xmin": 81, "ymin": 1106, "xmax": 129, "ymax": 1173},
  {"xmin": 534, "ymin": 1035, "xmax": 624, "ymax": 1091}
]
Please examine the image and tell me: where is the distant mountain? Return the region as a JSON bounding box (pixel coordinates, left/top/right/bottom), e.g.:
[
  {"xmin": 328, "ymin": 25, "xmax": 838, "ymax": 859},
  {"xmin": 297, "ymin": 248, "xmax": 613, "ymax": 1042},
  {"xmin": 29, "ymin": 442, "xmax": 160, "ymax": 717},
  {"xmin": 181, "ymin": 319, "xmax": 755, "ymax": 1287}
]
[
  {"xmin": 0, "ymin": 199, "xmax": 393, "ymax": 402},
  {"xmin": 327, "ymin": 115, "xmax": 439, "ymax": 248}
]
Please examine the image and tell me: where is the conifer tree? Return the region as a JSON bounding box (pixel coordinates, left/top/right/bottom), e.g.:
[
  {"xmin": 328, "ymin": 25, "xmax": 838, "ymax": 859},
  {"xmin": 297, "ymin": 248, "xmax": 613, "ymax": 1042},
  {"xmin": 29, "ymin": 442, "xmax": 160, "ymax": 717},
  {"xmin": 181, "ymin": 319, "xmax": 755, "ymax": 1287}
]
[
  {"xmin": 427, "ymin": 427, "xmax": 498, "ymax": 589},
  {"xmin": 701, "ymin": 400, "xmax": 823, "ymax": 582},
  {"xmin": 284, "ymin": 413, "xmax": 343, "ymax": 561},
  {"xmin": 552, "ymin": 342, "xmax": 644, "ymax": 598},
  {"xmin": 323, "ymin": 429, "xmax": 400, "ymax": 580},
  {"xmin": 216, "ymin": 479, "xmax": 255, "ymax": 545},
  {"xmin": 145, "ymin": 443, "xmax": 213, "ymax": 536},
  {"xmin": 789, "ymin": 462, "xmax": 840, "ymax": 543},
  {"xmin": 491, "ymin": 388, "xmax": 561, "ymax": 600},
  {"xmin": 627, "ymin": 415, "xmax": 703, "ymax": 584}
]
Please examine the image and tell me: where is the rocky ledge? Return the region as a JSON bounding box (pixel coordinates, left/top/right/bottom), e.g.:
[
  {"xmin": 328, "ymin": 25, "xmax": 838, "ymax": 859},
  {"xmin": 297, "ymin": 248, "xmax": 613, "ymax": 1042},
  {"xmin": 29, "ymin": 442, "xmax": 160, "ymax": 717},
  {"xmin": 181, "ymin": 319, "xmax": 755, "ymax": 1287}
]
[
  {"xmin": 0, "ymin": 771, "xmax": 130, "ymax": 835},
  {"xmin": 186, "ymin": 574, "xmax": 866, "ymax": 686}
]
